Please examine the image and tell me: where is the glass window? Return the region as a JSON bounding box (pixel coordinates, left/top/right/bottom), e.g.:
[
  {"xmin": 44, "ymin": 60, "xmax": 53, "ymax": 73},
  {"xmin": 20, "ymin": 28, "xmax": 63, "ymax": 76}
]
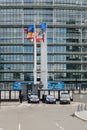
[
  {"xmin": 24, "ymin": 46, "xmax": 33, "ymax": 52},
  {"xmin": 24, "ymin": 55, "xmax": 34, "ymax": 61}
]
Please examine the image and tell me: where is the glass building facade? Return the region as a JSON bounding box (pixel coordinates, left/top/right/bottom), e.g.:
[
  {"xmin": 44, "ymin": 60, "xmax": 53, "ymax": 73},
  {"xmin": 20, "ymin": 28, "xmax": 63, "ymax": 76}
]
[{"xmin": 0, "ymin": 0, "xmax": 87, "ymax": 88}]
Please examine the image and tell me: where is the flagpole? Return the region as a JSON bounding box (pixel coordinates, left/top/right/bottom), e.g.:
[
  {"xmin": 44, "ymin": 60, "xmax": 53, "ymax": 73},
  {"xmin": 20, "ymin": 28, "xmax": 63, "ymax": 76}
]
[
  {"xmin": 41, "ymin": 23, "xmax": 47, "ymax": 89},
  {"xmin": 22, "ymin": 0, "xmax": 24, "ymax": 81},
  {"xmin": 44, "ymin": 29, "xmax": 47, "ymax": 88},
  {"xmin": 34, "ymin": 24, "xmax": 37, "ymax": 84}
]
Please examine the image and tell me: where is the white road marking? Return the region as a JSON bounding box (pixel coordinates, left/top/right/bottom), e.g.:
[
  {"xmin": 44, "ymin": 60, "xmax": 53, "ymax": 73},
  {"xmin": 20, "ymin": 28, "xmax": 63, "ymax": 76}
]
[
  {"xmin": 59, "ymin": 126, "xmax": 64, "ymax": 130},
  {"xmin": 55, "ymin": 122, "xmax": 65, "ymax": 130},
  {"xmin": 56, "ymin": 122, "xmax": 59, "ymax": 127},
  {"xmin": 18, "ymin": 123, "xmax": 21, "ymax": 130}
]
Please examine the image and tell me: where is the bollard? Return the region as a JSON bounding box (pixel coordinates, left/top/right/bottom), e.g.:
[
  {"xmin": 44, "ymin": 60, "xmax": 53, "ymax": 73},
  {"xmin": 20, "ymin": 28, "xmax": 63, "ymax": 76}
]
[
  {"xmin": 77, "ymin": 104, "xmax": 80, "ymax": 111},
  {"xmin": 81, "ymin": 104, "xmax": 83, "ymax": 111},
  {"xmin": 84, "ymin": 104, "xmax": 87, "ymax": 110}
]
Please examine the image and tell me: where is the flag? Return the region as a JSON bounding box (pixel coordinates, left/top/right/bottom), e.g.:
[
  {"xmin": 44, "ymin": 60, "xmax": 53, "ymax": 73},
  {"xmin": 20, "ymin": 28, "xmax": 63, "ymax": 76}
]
[
  {"xmin": 36, "ymin": 32, "xmax": 44, "ymax": 42},
  {"xmin": 24, "ymin": 28, "xmax": 27, "ymax": 34},
  {"xmin": 39, "ymin": 22, "xmax": 46, "ymax": 31},
  {"xmin": 36, "ymin": 36, "xmax": 44, "ymax": 42},
  {"xmin": 24, "ymin": 25, "xmax": 34, "ymax": 34},
  {"xmin": 24, "ymin": 24, "xmax": 46, "ymax": 42},
  {"xmin": 24, "ymin": 25, "xmax": 34, "ymax": 41},
  {"xmin": 27, "ymin": 32, "xmax": 34, "ymax": 38},
  {"xmin": 27, "ymin": 32, "xmax": 34, "ymax": 41},
  {"xmin": 27, "ymin": 25, "xmax": 34, "ymax": 32},
  {"xmin": 37, "ymin": 22, "xmax": 46, "ymax": 42}
]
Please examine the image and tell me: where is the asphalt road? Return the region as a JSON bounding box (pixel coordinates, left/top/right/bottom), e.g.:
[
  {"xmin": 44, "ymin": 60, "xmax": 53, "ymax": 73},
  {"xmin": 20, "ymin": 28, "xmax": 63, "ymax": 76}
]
[{"xmin": 0, "ymin": 102, "xmax": 87, "ymax": 130}]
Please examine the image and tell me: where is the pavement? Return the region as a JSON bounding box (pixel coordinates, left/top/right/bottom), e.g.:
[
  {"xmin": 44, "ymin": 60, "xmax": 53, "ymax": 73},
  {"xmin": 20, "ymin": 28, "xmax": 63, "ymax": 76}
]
[
  {"xmin": 75, "ymin": 111, "xmax": 87, "ymax": 122},
  {"xmin": 0, "ymin": 101, "xmax": 20, "ymax": 107}
]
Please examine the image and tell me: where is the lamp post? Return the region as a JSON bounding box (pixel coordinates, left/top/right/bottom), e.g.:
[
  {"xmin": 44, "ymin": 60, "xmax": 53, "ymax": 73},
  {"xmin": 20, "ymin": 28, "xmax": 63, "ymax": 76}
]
[
  {"xmin": 75, "ymin": 74, "xmax": 78, "ymax": 90},
  {"xmin": 75, "ymin": 76, "xmax": 78, "ymax": 90}
]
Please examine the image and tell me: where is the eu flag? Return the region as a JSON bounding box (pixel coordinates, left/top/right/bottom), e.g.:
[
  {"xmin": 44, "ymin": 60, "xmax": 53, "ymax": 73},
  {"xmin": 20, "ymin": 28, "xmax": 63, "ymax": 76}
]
[
  {"xmin": 27, "ymin": 25, "xmax": 34, "ymax": 32},
  {"xmin": 39, "ymin": 22, "xmax": 46, "ymax": 31}
]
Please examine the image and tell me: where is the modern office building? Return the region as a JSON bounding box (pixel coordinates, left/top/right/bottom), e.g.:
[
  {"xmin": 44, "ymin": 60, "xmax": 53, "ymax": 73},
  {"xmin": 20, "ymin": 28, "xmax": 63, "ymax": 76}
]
[{"xmin": 0, "ymin": 0, "xmax": 87, "ymax": 89}]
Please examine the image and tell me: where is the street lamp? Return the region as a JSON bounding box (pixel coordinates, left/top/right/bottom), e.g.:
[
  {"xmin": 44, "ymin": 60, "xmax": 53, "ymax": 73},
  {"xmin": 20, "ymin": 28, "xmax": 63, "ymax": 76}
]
[{"xmin": 75, "ymin": 76, "xmax": 78, "ymax": 90}]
